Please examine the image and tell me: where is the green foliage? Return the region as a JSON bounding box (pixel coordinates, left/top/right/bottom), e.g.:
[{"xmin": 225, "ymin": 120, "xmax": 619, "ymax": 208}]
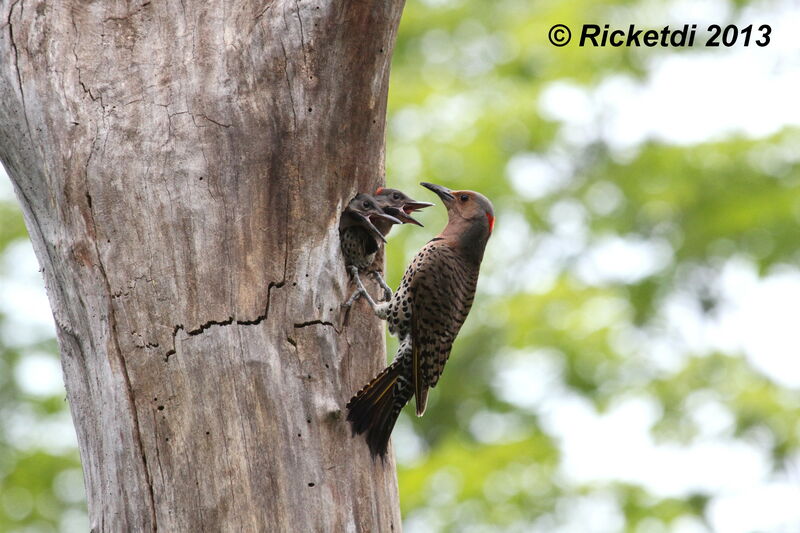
[
  {"xmin": 0, "ymin": 202, "xmax": 27, "ymax": 245},
  {"xmin": 383, "ymin": 0, "xmax": 800, "ymax": 530},
  {"xmin": 1, "ymin": 0, "xmax": 798, "ymax": 530}
]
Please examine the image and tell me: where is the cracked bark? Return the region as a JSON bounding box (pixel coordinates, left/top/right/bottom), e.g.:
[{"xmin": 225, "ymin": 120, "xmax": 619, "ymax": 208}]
[{"xmin": 0, "ymin": 1, "xmax": 404, "ymax": 531}]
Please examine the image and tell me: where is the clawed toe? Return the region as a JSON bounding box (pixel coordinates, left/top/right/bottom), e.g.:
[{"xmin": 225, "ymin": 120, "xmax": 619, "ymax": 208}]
[{"xmin": 344, "ymin": 289, "xmax": 364, "ymax": 308}]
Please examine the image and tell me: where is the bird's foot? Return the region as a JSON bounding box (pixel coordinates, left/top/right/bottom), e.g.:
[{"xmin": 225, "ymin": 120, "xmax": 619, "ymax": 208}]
[
  {"xmin": 344, "ymin": 267, "xmax": 378, "ymax": 310},
  {"xmin": 371, "ymin": 271, "xmax": 393, "ymax": 302},
  {"xmin": 344, "ymin": 289, "xmax": 363, "ymax": 308}
]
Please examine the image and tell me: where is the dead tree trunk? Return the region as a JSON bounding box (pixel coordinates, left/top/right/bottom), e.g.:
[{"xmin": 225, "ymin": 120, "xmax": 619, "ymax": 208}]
[{"xmin": 0, "ymin": 1, "xmax": 405, "ymax": 530}]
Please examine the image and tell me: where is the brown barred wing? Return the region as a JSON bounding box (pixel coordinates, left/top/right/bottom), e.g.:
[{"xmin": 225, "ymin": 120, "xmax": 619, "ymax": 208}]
[{"xmin": 409, "ymin": 243, "xmax": 478, "ymax": 416}]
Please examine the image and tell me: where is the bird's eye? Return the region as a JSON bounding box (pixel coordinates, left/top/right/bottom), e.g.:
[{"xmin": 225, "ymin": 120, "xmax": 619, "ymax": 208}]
[
  {"xmin": 460, "ymin": 194, "xmax": 469, "ymax": 202},
  {"xmin": 393, "ymin": 193, "xmax": 400, "ymax": 200},
  {"xmin": 363, "ymin": 201, "xmax": 370, "ymax": 208}
]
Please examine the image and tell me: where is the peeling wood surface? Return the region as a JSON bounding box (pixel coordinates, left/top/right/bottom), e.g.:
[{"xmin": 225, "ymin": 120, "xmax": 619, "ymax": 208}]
[{"xmin": 0, "ymin": 0, "xmax": 405, "ymax": 530}]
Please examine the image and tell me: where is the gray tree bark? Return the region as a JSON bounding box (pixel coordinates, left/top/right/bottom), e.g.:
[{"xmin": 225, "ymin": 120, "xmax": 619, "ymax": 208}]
[{"xmin": 0, "ymin": 0, "xmax": 405, "ymax": 530}]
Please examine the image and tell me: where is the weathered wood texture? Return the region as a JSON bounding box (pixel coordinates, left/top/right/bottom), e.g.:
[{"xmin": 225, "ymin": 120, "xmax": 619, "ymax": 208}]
[{"xmin": 0, "ymin": 0, "xmax": 405, "ymax": 530}]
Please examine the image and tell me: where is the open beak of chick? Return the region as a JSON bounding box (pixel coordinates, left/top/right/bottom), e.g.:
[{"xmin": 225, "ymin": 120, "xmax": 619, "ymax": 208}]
[
  {"xmin": 399, "ymin": 200, "xmax": 435, "ymax": 226},
  {"xmin": 381, "ymin": 206, "xmax": 424, "ymax": 227}
]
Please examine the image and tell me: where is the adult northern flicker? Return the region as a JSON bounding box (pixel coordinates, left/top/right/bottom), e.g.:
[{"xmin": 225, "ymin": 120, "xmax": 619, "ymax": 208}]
[
  {"xmin": 368, "ymin": 187, "xmax": 434, "ymax": 297},
  {"xmin": 346, "ymin": 182, "xmax": 495, "ymax": 457},
  {"xmin": 340, "ymin": 194, "xmax": 401, "ymax": 302}
]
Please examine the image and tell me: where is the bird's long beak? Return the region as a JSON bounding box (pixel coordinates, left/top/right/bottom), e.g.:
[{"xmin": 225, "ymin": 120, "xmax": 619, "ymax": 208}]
[
  {"xmin": 354, "ymin": 212, "xmax": 398, "ymax": 243},
  {"xmin": 372, "ymin": 212, "xmax": 403, "ymax": 225},
  {"xmin": 420, "ymin": 182, "xmax": 455, "ymax": 203},
  {"xmin": 384, "ymin": 206, "xmax": 424, "ymax": 227},
  {"xmin": 402, "ymin": 201, "xmax": 435, "ymax": 213}
]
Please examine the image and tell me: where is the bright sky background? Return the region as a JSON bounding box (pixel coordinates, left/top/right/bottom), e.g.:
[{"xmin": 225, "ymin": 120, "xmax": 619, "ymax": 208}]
[{"xmin": 2, "ymin": 0, "xmax": 800, "ymax": 531}]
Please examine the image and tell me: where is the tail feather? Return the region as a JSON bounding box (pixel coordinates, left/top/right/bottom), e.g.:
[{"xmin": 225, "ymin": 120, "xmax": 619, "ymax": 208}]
[{"xmin": 346, "ymin": 361, "xmax": 412, "ymax": 458}]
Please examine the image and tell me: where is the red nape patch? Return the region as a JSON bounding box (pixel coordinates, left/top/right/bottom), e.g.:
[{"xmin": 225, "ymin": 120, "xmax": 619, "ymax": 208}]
[
  {"xmin": 486, "ymin": 213, "xmax": 495, "ymax": 233},
  {"xmin": 375, "ymin": 187, "xmax": 384, "ymax": 195}
]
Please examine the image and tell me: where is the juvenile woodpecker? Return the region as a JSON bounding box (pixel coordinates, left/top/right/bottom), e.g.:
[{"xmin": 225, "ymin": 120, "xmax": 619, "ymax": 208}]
[
  {"xmin": 372, "ymin": 187, "xmax": 434, "ymax": 236},
  {"xmin": 340, "ymin": 194, "xmax": 401, "ymax": 304},
  {"xmin": 346, "ymin": 182, "xmax": 495, "ymax": 457}
]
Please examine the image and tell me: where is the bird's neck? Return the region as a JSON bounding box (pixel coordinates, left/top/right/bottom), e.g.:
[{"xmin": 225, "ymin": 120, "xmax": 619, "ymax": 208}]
[
  {"xmin": 439, "ymin": 220, "xmax": 489, "ymax": 266},
  {"xmin": 339, "ymin": 211, "xmax": 361, "ymax": 231}
]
